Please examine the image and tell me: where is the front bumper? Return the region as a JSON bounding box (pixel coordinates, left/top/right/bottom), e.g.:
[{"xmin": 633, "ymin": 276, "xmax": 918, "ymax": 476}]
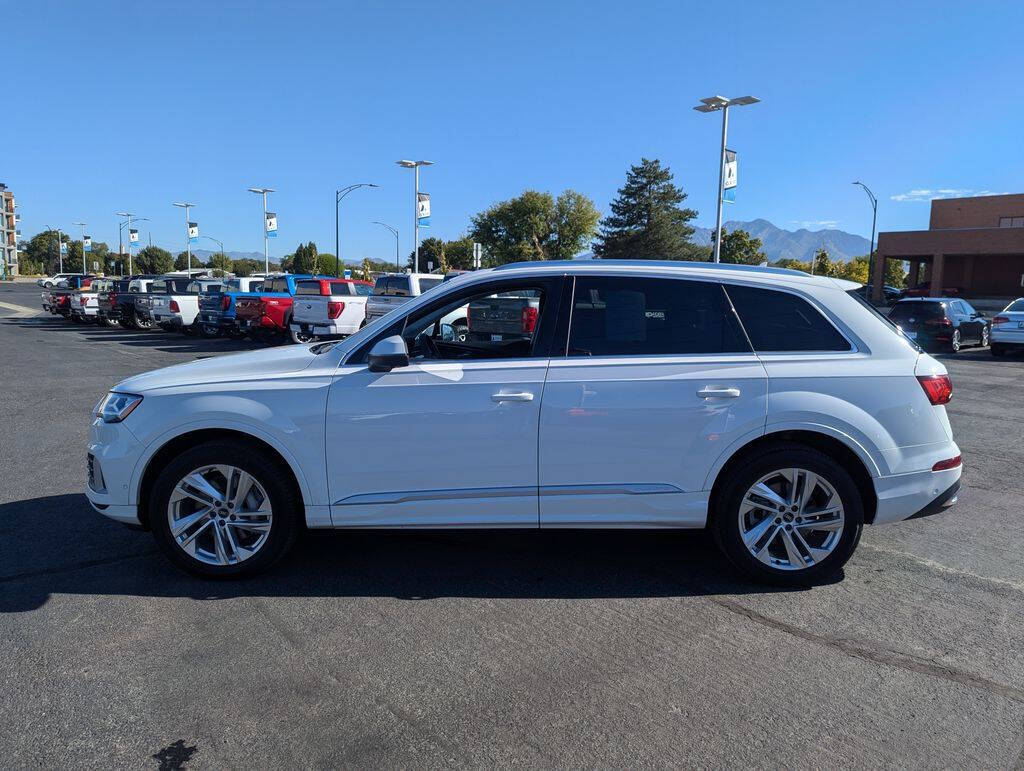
[{"xmin": 85, "ymin": 417, "xmax": 144, "ymax": 526}]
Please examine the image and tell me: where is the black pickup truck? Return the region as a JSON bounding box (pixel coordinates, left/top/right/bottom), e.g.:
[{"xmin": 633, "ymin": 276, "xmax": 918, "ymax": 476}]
[{"xmin": 97, "ymin": 275, "xmax": 160, "ymax": 329}]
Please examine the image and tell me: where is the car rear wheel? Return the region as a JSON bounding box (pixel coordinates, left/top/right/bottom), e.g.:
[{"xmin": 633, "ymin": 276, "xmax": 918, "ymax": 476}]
[
  {"xmin": 290, "ymin": 328, "xmax": 318, "ymax": 344},
  {"xmin": 950, "ymin": 329, "xmax": 961, "ymax": 353},
  {"xmin": 134, "ymin": 313, "xmax": 152, "ymax": 330},
  {"xmin": 150, "ymin": 441, "xmax": 300, "ymax": 578},
  {"xmin": 711, "ymin": 444, "xmax": 863, "ymax": 586},
  {"xmin": 980, "ymin": 325, "xmax": 990, "ymax": 347},
  {"xmin": 199, "ymin": 323, "xmax": 221, "ymax": 338}
]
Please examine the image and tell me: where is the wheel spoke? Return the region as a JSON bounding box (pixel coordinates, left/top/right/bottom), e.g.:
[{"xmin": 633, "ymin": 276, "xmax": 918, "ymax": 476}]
[
  {"xmin": 796, "ymin": 511, "xmax": 844, "ymax": 532},
  {"xmin": 178, "ymin": 518, "xmax": 212, "ymax": 549},
  {"xmin": 176, "ymin": 472, "xmax": 224, "ymax": 506},
  {"xmin": 742, "ymin": 515, "xmax": 776, "ymax": 548},
  {"xmin": 780, "ymin": 529, "xmax": 806, "ymax": 568},
  {"xmin": 753, "ymin": 526, "xmax": 781, "ymax": 565},
  {"xmin": 792, "ymin": 527, "xmax": 831, "ymax": 564},
  {"xmin": 746, "ymin": 482, "xmax": 787, "ymax": 509},
  {"xmin": 228, "ymin": 518, "xmax": 271, "ymax": 533},
  {"xmin": 171, "ymin": 508, "xmax": 211, "ymax": 537},
  {"xmin": 798, "ymin": 471, "xmax": 819, "ymax": 511},
  {"xmin": 229, "ymin": 469, "xmax": 257, "ymax": 510},
  {"xmin": 212, "ymin": 523, "xmax": 229, "ymax": 565}
]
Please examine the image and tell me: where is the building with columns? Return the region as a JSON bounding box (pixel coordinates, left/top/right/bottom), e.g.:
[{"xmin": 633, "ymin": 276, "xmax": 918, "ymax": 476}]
[
  {"xmin": 873, "ymin": 193, "xmax": 1024, "ymax": 302},
  {"xmin": 1, "ymin": 185, "xmax": 17, "ymax": 278}
]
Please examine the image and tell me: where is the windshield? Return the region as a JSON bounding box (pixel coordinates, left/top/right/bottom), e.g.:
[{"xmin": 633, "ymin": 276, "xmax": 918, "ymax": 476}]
[{"xmin": 889, "ymin": 301, "xmax": 944, "ymax": 321}]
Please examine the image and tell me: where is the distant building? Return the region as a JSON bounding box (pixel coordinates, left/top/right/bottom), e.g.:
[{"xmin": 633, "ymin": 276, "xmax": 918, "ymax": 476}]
[
  {"xmin": 874, "ymin": 193, "xmax": 1024, "ymax": 300},
  {"xmin": 1, "ymin": 185, "xmax": 17, "ymax": 277}
]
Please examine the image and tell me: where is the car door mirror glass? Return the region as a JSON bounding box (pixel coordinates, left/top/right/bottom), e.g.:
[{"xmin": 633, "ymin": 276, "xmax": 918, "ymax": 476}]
[{"xmin": 367, "ymin": 335, "xmax": 409, "ymax": 372}]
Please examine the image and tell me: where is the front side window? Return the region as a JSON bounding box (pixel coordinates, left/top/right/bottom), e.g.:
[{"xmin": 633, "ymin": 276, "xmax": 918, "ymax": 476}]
[
  {"xmin": 567, "ymin": 276, "xmax": 749, "ymax": 356},
  {"xmin": 726, "ymin": 284, "xmax": 851, "ymax": 352},
  {"xmin": 400, "ymin": 283, "xmax": 549, "ymax": 361}
]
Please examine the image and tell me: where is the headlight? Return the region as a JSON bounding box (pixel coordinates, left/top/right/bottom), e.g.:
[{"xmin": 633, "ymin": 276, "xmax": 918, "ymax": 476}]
[{"xmin": 96, "ymin": 392, "xmax": 144, "ymax": 423}]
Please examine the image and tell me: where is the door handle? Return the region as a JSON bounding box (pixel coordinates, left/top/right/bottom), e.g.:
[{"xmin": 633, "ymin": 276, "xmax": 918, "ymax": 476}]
[
  {"xmin": 697, "ymin": 386, "xmax": 741, "ymax": 399},
  {"xmin": 491, "ymin": 391, "xmax": 534, "ymax": 403}
]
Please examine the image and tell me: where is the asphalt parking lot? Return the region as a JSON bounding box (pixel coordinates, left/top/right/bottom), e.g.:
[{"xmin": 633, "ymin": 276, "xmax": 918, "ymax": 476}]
[{"xmin": 2, "ymin": 280, "xmax": 1023, "ymax": 768}]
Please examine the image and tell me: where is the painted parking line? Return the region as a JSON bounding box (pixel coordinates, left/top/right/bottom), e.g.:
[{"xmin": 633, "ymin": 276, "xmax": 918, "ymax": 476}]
[{"xmin": 0, "ymin": 300, "xmax": 41, "ymax": 317}]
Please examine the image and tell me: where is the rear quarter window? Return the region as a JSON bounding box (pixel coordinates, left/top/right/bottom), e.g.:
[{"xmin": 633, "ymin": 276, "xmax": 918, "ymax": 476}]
[
  {"xmin": 726, "ymin": 284, "xmax": 851, "ymax": 352},
  {"xmin": 418, "ymin": 277, "xmax": 442, "ymax": 294},
  {"xmin": 295, "ymin": 280, "xmax": 323, "ymax": 296}
]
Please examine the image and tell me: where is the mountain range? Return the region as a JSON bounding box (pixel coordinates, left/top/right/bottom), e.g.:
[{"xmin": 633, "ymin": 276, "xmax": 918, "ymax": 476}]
[{"xmin": 689, "ymin": 219, "xmax": 871, "ymax": 263}]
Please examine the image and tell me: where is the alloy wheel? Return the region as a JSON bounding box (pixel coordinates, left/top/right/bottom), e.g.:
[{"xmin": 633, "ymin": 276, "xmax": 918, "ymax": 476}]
[
  {"xmin": 951, "ymin": 329, "xmax": 961, "ymax": 352},
  {"xmin": 167, "ymin": 464, "xmax": 273, "ymax": 566},
  {"xmin": 981, "ymin": 326, "xmax": 990, "ymax": 346},
  {"xmin": 737, "ymin": 467, "xmax": 845, "ymax": 571}
]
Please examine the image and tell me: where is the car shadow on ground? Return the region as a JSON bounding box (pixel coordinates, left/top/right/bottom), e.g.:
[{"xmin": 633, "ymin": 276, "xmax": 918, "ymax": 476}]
[
  {"xmin": 0, "ymin": 494, "xmax": 830, "ymax": 613},
  {"xmin": 4, "ymin": 315, "xmax": 280, "ymax": 354}
]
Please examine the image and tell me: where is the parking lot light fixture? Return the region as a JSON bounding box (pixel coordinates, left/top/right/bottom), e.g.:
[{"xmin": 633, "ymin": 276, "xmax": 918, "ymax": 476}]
[
  {"xmin": 335, "ymin": 183, "xmax": 378, "ymax": 277},
  {"xmin": 853, "ymin": 181, "xmax": 879, "ymax": 300},
  {"xmin": 396, "ymin": 160, "xmax": 434, "ymax": 273},
  {"xmin": 693, "ymin": 95, "xmax": 760, "ymax": 263},
  {"xmin": 372, "ymin": 221, "xmax": 400, "ymax": 270},
  {"xmin": 173, "ymin": 202, "xmax": 196, "ymax": 272},
  {"xmin": 73, "ymin": 221, "xmax": 87, "ymax": 274},
  {"xmin": 247, "ymin": 188, "xmax": 274, "ymax": 274}
]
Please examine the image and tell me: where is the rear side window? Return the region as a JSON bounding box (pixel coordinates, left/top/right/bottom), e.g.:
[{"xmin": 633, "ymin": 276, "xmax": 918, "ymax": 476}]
[
  {"xmin": 391, "ymin": 277, "xmax": 411, "ymax": 297},
  {"xmin": 265, "ymin": 279, "xmax": 288, "ymax": 292},
  {"xmin": 567, "ymin": 276, "xmax": 750, "ymax": 356},
  {"xmin": 418, "ymin": 277, "xmax": 442, "ymax": 294},
  {"xmin": 295, "ymin": 280, "xmax": 322, "ymax": 296},
  {"xmin": 726, "ymin": 285, "xmax": 851, "ymax": 352},
  {"xmin": 329, "ymin": 281, "xmax": 353, "ymax": 295}
]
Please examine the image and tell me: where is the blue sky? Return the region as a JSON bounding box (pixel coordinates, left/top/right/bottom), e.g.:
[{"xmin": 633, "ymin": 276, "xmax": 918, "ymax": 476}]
[{"xmin": 5, "ymin": 0, "xmax": 1023, "ymax": 261}]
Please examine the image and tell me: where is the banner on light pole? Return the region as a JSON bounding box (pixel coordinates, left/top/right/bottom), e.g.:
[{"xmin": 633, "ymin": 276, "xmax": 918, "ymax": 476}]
[
  {"xmin": 265, "ymin": 212, "xmax": 278, "ymax": 237},
  {"xmin": 129, "ymin": 229, "xmax": 139, "ymax": 246},
  {"xmin": 417, "ymin": 192, "xmax": 431, "ymax": 227},
  {"xmin": 473, "ymin": 242, "xmax": 482, "ymax": 269},
  {"xmin": 723, "ymin": 149, "xmax": 737, "ymax": 203},
  {"xmin": 83, "ymin": 236, "xmax": 92, "ymax": 252},
  {"xmin": 60, "ymin": 241, "xmax": 68, "ymax": 255},
  {"xmin": 188, "ymin": 222, "xmax": 199, "ymax": 244}
]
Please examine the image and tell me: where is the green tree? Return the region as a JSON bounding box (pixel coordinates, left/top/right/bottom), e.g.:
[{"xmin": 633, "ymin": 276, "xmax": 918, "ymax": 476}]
[
  {"xmin": 712, "ymin": 228, "xmax": 767, "ymax": 265},
  {"xmin": 809, "ymin": 248, "xmax": 836, "ymax": 277},
  {"xmin": 207, "ymin": 253, "xmax": 233, "ymax": 275},
  {"xmin": 836, "ymin": 255, "xmax": 870, "ymax": 283},
  {"xmin": 135, "ymin": 246, "xmax": 174, "ymax": 274},
  {"xmin": 291, "ymin": 241, "xmax": 320, "ymax": 273},
  {"xmin": 231, "ymin": 258, "xmax": 262, "ymax": 277},
  {"xmin": 773, "ymin": 257, "xmax": 812, "ymax": 272},
  {"xmin": 315, "ymin": 253, "xmax": 339, "ymax": 276},
  {"xmin": 884, "ymin": 258, "xmax": 907, "ymax": 287},
  {"xmin": 175, "ymin": 251, "xmax": 206, "ymax": 270},
  {"xmin": 470, "ymin": 189, "xmax": 599, "ymax": 264},
  {"xmin": 593, "ymin": 158, "xmax": 698, "ymax": 259},
  {"xmin": 21, "ymin": 230, "xmax": 69, "ymax": 275}
]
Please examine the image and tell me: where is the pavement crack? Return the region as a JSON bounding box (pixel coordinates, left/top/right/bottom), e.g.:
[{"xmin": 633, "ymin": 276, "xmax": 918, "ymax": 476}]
[
  {"xmin": 859, "ymin": 542, "xmax": 1024, "ymax": 595},
  {"xmin": 711, "ymin": 596, "xmax": 1024, "ymax": 704}
]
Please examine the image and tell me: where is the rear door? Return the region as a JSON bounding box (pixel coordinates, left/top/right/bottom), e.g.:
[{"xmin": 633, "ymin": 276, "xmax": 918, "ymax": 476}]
[{"xmin": 538, "ymin": 274, "xmax": 768, "ymax": 527}]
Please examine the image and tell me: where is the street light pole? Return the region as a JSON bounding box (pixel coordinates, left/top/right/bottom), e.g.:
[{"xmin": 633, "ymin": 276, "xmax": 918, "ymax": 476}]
[
  {"xmin": 693, "ymin": 95, "xmax": 760, "ymax": 262},
  {"xmin": 247, "ymin": 187, "xmax": 273, "ymax": 274},
  {"xmin": 335, "ymin": 183, "xmax": 378, "ymax": 277},
  {"xmin": 116, "ymin": 215, "xmax": 148, "ymax": 276},
  {"xmin": 372, "ymin": 221, "xmax": 400, "ymax": 270},
  {"xmin": 173, "ymin": 202, "xmax": 195, "ymax": 272},
  {"xmin": 396, "ymin": 160, "xmax": 434, "ymax": 273},
  {"xmin": 73, "ymin": 221, "xmax": 87, "ymax": 273},
  {"xmin": 48, "ymin": 226, "xmax": 63, "ymax": 274},
  {"xmin": 853, "ymin": 181, "xmax": 879, "ymax": 298}
]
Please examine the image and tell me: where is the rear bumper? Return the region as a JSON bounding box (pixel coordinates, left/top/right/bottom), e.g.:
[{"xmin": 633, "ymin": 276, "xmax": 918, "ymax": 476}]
[
  {"xmin": 872, "ymin": 464, "xmax": 963, "ymax": 525},
  {"xmin": 290, "ymin": 320, "xmax": 357, "ymax": 337}
]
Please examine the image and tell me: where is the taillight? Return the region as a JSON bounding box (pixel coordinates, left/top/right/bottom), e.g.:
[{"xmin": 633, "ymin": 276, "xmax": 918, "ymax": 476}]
[
  {"xmin": 258, "ymin": 301, "xmax": 267, "ymax": 315},
  {"xmin": 924, "ymin": 317, "xmax": 952, "ymax": 327},
  {"xmin": 521, "ymin": 306, "xmax": 538, "ymax": 333},
  {"xmin": 109, "ymin": 292, "xmax": 117, "ymax": 304},
  {"xmin": 991, "ymin": 316, "xmax": 1010, "ymax": 326},
  {"xmin": 917, "ymin": 374, "xmax": 953, "ymax": 405},
  {"xmin": 169, "ymin": 300, "xmax": 180, "ymax": 312},
  {"xmin": 327, "ymin": 301, "xmax": 345, "ymax": 319},
  {"xmin": 932, "ymin": 454, "xmax": 962, "ymax": 471},
  {"xmin": 222, "ymin": 296, "xmax": 231, "ymax": 311}
]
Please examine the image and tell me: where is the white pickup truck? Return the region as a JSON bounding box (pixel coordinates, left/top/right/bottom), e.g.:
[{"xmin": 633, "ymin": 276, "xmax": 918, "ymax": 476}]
[
  {"xmin": 149, "ymin": 278, "xmax": 225, "ymax": 335},
  {"xmin": 69, "ymin": 278, "xmax": 112, "ymax": 323},
  {"xmin": 363, "ymin": 273, "xmax": 445, "ymax": 326},
  {"xmin": 288, "ymin": 278, "xmax": 373, "ymax": 343}
]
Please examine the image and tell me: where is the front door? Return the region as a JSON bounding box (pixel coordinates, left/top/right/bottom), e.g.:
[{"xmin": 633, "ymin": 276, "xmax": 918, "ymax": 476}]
[
  {"xmin": 539, "ymin": 274, "xmax": 768, "ymax": 527},
  {"xmin": 326, "ymin": 275, "xmax": 564, "ymax": 527}
]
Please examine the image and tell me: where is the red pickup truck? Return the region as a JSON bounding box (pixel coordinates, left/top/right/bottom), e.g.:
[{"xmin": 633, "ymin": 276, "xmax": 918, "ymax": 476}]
[{"xmin": 233, "ymin": 274, "xmax": 330, "ymax": 341}]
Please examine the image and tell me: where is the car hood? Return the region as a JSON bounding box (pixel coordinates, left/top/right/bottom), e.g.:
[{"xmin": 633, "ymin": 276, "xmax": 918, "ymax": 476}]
[{"xmin": 115, "ymin": 345, "xmax": 321, "ymax": 393}]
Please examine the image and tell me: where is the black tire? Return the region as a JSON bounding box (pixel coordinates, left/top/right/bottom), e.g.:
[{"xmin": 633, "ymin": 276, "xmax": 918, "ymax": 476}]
[
  {"xmin": 226, "ymin": 327, "xmax": 246, "ymax": 340},
  {"xmin": 134, "ymin": 313, "xmax": 153, "ymax": 330},
  {"xmin": 149, "ymin": 440, "xmax": 300, "ymax": 578},
  {"xmin": 711, "ymin": 443, "xmax": 864, "ymax": 586},
  {"xmin": 199, "ymin": 323, "xmax": 221, "ymax": 339},
  {"xmin": 980, "ymin": 325, "xmax": 990, "ymax": 347},
  {"xmin": 290, "ymin": 328, "xmax": 318, "ymax": 344},
  {"xmin": 991, "ymin": 343, "xmax": 1006, "ymax": 357}
]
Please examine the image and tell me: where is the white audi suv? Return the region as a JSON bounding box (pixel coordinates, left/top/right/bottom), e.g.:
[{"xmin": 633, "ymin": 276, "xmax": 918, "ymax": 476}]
[{"xmin": 85, "ymin": 261, "xmax": 962, "ymax": 585}]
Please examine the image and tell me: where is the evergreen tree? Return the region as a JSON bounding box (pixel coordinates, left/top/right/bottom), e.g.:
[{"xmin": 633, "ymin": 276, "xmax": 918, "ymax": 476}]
[
  {"xmin": 135, "ymin": 246, "xmax": 174, "ymax": 274},
  {"xmin": 713, "ymin": 228, "xmax": 767, "ymax": 265},
  {"xmin": 593, "ymin": 158, "xmax": 698, "ymax": 259}
]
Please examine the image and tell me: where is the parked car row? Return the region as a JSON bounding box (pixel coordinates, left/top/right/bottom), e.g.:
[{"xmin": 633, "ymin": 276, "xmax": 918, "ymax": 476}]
[{"xmin": 38, "ymin": 272, "xmax": 379, "ymax": 344}]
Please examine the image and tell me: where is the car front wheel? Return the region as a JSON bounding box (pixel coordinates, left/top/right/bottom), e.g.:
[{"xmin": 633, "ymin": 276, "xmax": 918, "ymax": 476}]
[
  {"xmin": 149, "ymin": 440, "xmax": 300, "ymax": 577},
  {"xmin": 950, "ymin": 329, "xmax": 961, "ymax": 353},
  {"xmin": 980, "ymin": 325, "xmax": 990, "ymax": 347},
  {"xmin": 712, "ymin": 444, "xmax": 864, "ymax": 586}
]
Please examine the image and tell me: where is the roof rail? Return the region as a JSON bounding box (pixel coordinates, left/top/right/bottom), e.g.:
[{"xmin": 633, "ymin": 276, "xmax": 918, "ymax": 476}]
[{"xmin": 493, "ymin": 258, "xmax": 809, "ymax": 277}]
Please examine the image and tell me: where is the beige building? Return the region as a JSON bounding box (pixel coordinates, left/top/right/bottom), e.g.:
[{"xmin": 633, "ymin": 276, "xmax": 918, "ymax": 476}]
[{"xmin": 1, "ymin": 185, "xmax": 17, "ymax": 277}]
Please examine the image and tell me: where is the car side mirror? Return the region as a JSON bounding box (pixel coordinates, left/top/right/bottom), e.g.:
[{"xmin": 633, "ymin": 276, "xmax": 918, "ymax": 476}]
[{"xmin": 367, "ymin": 335, "xmax": 409, "ymax": 373}]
